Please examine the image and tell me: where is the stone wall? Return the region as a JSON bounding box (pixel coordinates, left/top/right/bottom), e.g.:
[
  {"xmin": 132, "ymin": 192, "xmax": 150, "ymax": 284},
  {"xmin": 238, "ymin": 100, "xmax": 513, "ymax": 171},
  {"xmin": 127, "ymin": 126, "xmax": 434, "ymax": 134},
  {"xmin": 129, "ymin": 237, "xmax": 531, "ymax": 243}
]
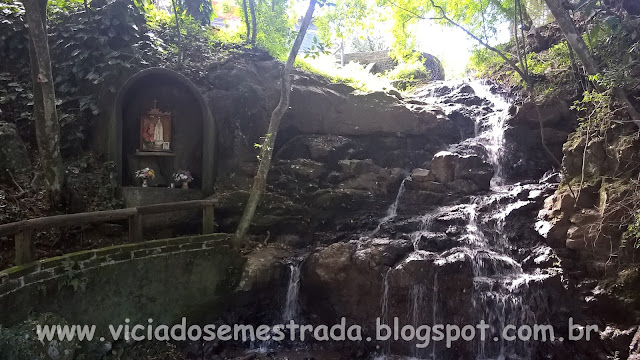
[{"xmin": 0, "ymin": 234, "xmax": 244, "ymax": 331}]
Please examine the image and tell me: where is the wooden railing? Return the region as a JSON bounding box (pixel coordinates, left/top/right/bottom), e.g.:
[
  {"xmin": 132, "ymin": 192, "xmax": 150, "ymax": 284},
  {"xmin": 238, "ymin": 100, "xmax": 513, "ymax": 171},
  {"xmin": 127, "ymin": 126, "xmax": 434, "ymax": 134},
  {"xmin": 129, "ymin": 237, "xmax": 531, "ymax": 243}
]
[{"xmin": 0, "ymin": 200, "xmax": 216, "ymax": 266}]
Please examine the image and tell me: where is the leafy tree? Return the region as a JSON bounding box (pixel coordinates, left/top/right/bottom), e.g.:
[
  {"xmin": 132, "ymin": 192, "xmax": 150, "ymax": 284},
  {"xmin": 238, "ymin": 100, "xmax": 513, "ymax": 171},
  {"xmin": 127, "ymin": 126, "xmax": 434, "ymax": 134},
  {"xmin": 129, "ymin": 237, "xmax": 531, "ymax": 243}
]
[
  {"xmin": 234, "ymin": 0, "xmax": 321, "ymax": 246},
  {"xmin": 23, "ymin": 0, "xmax": 64, "ymax": 206},
  {"xmin": 239, "ymin": 0, "xmax": 293, "ymax": 58},
  {"xmin": 542, "ymin": 0, "xmax": 640, "ymax": 128},
  {"xmin": 176, "ymin": 0, "xmax": 214, "ymax": 25}
]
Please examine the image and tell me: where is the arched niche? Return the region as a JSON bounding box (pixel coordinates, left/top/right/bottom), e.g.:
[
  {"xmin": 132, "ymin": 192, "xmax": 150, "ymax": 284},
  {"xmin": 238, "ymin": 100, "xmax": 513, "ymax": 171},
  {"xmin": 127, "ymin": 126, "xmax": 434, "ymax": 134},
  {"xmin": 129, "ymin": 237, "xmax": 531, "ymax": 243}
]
[{"xmin": 111, "ymin": 68, "xmax": 216, "ymax": 196}]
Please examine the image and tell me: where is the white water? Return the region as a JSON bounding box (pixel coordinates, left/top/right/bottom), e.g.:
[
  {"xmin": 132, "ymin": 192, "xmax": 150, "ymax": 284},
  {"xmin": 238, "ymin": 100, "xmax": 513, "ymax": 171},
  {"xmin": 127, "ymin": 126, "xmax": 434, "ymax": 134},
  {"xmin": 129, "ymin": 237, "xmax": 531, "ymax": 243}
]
[
  {"xmin": 366, "ymin": 177, "xmax": 409, "ymax": 239},
  {"xmin": 365, "ymin": 81, "xmax": 549, "ymax": 359},
  {"xmin": 379, "ymin": 268, "xmax": 393, "ymax": 357},
  {"xmin": 249, "ymin": 260, "xmax": 303, "ymax": 354},
  {"xmin": 283, "ymin": 263, "xmax": 301, "ymax": 322},
  {"xmin": 409, "ymin": 212, "xmax": 435, "ymax": 251},
  {"xmin": 467, "ymin": 81, "xmax": 511, "ymax": 188}
]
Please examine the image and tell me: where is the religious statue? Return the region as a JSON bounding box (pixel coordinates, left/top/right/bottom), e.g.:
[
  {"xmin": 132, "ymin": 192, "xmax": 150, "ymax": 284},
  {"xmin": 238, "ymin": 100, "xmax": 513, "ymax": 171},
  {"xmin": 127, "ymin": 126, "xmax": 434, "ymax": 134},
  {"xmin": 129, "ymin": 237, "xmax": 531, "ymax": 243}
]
[{"xmin": 140, "ymin": 100, "xmax": 172, "ymax": 151}]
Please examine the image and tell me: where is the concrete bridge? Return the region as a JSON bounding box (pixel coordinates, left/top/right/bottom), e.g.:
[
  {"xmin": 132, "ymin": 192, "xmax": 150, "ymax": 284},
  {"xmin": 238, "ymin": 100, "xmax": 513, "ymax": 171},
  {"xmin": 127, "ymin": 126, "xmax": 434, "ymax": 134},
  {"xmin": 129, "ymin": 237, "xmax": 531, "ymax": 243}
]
[{"xmin": 0, "ymin": 200, "xmax": 245, "ymax": 334}]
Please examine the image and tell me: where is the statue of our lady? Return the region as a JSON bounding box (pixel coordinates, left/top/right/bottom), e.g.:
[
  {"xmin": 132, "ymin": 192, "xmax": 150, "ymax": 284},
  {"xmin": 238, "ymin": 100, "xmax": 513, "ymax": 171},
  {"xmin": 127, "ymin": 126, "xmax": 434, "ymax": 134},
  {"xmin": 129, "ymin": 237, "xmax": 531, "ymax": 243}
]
[{"xmin": 153, "ymin": 118, "xmax": 164, "ymax": 146}]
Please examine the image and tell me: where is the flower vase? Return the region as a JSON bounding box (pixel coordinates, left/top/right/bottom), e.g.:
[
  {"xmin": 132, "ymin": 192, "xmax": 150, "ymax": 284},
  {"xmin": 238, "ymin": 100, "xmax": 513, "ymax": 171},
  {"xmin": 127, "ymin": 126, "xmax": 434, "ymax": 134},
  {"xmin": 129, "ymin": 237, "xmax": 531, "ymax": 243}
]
[
  {"xmin": 142, "ymin": 179, "xmax": 148, "ymax": 187},
  {"xmin": 181, "ymin": 182, "xmax": 189, "ymax": 189}
]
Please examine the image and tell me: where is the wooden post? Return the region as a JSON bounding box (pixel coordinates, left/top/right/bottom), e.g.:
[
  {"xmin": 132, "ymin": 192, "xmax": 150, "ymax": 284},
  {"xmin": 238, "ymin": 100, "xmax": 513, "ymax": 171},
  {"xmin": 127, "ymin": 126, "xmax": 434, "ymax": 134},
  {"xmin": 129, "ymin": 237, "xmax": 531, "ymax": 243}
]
[
  {"xmin": 15, "ymin": 229, "xmax": 34, "ymax": 265},
  {"xmin": 128, "ymin": 213, "xmax": 143, "ymax": 243},
  {"xmin": 202, "ymin": 205, "xmax": 215, "ymax": 234}
]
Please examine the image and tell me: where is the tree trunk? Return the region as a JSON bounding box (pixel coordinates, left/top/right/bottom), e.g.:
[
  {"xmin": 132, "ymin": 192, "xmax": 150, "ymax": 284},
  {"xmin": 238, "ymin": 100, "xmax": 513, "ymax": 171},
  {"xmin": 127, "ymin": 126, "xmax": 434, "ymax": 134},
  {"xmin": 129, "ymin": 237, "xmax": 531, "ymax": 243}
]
[
  {"xmin": 24, "ymin": 0, "xmax": 64, "ymax": 206},
  {"xmin": 233, "ymin": 0, "xmax": 318, "ymax": 247},
  {"xmin": 242, "ymin": 0, "xmax": 251, "ymax": 43},
  {"xmin": 543, "ymin": 0, "xmax": 640, "ymax": 127},
  {"xmin": 543, "ymin": 0, "xmax": 598, "ymax": 73},
  {"xmin": 248, "ymin": 0, "xmax": 258, "ymax": 45},
  {"xmin": 171, "ymin": 0, "xmax": 183, "ymax": 66}
]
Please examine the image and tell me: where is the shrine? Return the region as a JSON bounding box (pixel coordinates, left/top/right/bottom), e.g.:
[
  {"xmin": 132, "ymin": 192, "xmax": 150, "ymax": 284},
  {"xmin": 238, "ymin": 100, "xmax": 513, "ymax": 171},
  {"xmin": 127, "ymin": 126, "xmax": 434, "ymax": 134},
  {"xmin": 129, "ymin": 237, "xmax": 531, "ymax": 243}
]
[{"xmin": 109, "ymin": 68, "xmax": 216, "ymax": 210}]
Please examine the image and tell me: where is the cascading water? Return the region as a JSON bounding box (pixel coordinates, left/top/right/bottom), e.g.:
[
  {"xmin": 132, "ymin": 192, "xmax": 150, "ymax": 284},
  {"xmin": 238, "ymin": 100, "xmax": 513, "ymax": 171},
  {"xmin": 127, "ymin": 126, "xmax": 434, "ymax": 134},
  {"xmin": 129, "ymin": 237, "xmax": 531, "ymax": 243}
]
[
  {"xmin": 249, "ymin": 259, "xmax": 303, "ymax": 354},
  {"xmin": 466, "ymin": 81, "xmax": 510, "ymax": 187},
  {"xmin": 366, "ymin": 177, "xmax": 409, "ymax": 239},
  {"xmin": 283, "ymin": 263, "xmax": 301, "ymax": 322},
  {"xmin": 379, "ymin": 268, "xmax": 393, "ymax": 356},
  {"xmin": 410, "ymin": 213, "xmax": 435, "ymax": 251},
  {"xmin": 362, "ymin": 80, "xmax": 554, "ymax": 360}
]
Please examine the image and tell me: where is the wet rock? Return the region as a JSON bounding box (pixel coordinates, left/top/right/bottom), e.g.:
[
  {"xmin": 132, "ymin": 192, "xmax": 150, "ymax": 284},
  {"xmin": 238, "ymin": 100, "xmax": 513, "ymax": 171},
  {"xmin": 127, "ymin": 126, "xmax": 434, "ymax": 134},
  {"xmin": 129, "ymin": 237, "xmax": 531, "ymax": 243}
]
[
  {"xmin": 409, "ymin": 167, "xmax": 431, "ymax": 181},
  {"xmin": 448, "ymin": 179, "xmax": 481, "ymax": 194},
  {"xmin": 406, "ymin": 168, "xmax": 448, "ymax": 192},
  {"xmin": 0, "ymin": 122, "xmax": 31, "ymax": 183},
  {"xmin": 273, "ymin": 159, "xmax": 328, "ymax": 181},
  {"xmin": 313, "ymin": 188, "xmax": 373, "ymax": 210},
  {"xmin": 302, "ymin": 242, "xmax": 383, "ymax": 326},
  {"xmin": 338, "ymin": 159, "xmax": 380, "ymax": 177},
  {"xmin": 630, "ymin": 327, "xmax": 640, "ymax": 360},
  {"xmin": 600, "ymin": 326, "xmax": 637, "ymax": 360},
  {"xmin": 0, "ymin": 313, "xmax": 77, "ymax": 360},
  {"xmin": 276, "ymin": 135, "xmax": 363, "ymax": 165},
  {"xmin": 428, "ymin": 151, "xmax": 493, "ymax": 191},
  {"xmin": 236, "ymin": 246, "xmax": 293, "ymax": 292},
  {"xmin": 415, "ymin": 232, "xmax": 455, "ymax": 252},
  {"xmin": 337, "ymin": 159, "xmax": 404, "ymax": 194},
  {"xmin": 522, "ymin": 246, "xmax": 560, "ymax": 270},
  {"xmin": 510, "ymin": 98, "xmax": 572, "ymax": 128}
]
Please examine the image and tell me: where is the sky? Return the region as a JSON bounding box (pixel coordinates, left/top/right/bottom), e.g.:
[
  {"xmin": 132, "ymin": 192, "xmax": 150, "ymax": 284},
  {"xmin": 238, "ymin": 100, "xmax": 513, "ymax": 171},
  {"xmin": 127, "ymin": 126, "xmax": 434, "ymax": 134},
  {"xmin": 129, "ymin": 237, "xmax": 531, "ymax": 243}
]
[{"xmin": 296, "ymin": 1, "xmax": 512, "ymax": 79}]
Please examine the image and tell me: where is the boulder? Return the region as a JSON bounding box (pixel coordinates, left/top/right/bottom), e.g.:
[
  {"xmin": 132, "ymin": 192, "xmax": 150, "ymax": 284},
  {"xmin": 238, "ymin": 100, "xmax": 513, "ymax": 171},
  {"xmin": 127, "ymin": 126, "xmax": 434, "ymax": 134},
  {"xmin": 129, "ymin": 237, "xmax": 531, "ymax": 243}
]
[
  {"xmin": 510, "ymin": 98, "xmax": 571, "ymax": 128},
  {"xmin": 276, "ymin": 135, "xmax": 363, "ymax": 164},
  {"xmin": 284, "ymin": 83, "xmax": 454, "ymax": 138},
  {"xmin": 0, "ymin": 122, "xmax": 31, "ymax": 182},
  {"xmin": 236, "ymin": 246, "xmax": 293, "ymax": 292},
  {"xmin": 428, "ymin": 151, "xmax": 494, "ymax": 191},
  {"xmin": 0, "ymin": 313, "xmax": 77, "ymax": 360}
]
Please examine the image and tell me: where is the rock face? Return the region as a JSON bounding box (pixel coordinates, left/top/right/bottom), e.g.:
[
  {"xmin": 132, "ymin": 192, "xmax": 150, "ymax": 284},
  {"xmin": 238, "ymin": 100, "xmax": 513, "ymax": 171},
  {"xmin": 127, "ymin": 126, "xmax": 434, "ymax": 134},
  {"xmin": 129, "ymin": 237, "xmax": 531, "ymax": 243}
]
[
  {"xmin": 222, "ymin": 80, "xmax": 627, "ymax": 359},
  {"xmin": 505, "ymin": 98, "xmax": 574, "ymax": 181},
  {"xmin": 0, "ymin": 122, "xmax": 31, "ymax": 183},
  {"xmin": 204, "ymin": 60, "xmax": 471, "ymax": 243},
  {"xmin": 427, "ymin": 151, "xmax": 493, "ymax": 193},
  {"xmin": 285, "ymin": 85, "xmax": 451, "ymax": 137}
]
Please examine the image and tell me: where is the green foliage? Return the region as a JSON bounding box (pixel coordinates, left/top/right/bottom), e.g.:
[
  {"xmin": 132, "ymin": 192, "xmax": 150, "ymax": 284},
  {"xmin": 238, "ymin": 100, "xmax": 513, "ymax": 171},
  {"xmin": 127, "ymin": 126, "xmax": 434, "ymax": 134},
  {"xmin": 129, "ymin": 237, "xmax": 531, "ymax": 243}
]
[
  {"xmin": 386, "ymin": 58, "xmax": 430, "ymax": 90},
  {"xmin": 315, "ymin": 0, "xmax": 371, "ymax": 46},
  {"xmin": 59, "ymin": 258, "xmax": 87, "ymax": 292},
  {"xmin": 252, "ymin": 0, "xmax": 294, "ymax": 59},
  {"xmin": 467, "ymin": 43, "xmax": 524, "ymax": 86},
  {"xmin": 526, "ymin": 41, "xmax": 570, "ymax": 76},
  {"xmin": 176, "ymin": 0, "xmax": 215, "ymax": 25},
  {"xmin": 571, "ymin": 89, "xmax": 613, "ymax": 129},
  {"xmin": 586, "ymin": 14, "xmax": 640, "ymax": 90},
  {"xmin": 47, "ymin": 0, "xmax": 85, "ymax": 16},
  {"xmin": 295, "ymin": 57, "xmax": 390, "ymax": 92},
  {"xmin": 0, "ymin": 0, "xmax": 163, "ymax": 154}
]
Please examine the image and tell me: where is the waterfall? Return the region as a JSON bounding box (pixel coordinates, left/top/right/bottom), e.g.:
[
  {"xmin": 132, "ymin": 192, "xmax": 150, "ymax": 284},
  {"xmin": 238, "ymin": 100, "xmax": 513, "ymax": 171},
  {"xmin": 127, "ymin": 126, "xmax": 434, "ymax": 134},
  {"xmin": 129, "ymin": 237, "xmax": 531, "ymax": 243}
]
[
  {"xmin": 467, "ymin": 81, "xmax": 510, "ymax": 188},
  {"xmin": 248, "ymin": 260, "xmax": 302, "ymax": 354},
  {"xmin": 283, "ymin": 262, "xmax": 301, "ymax": 322},
  {"xmin": 410, "ymin": 212, "xmax": 435, "ymax": 251},
  {"xmin": 379, "ymin": 268, "xmax": 393, "ymax": 356},
  {"xmin": 365, "ymin": 177, "xmax": 408, "ymax": 239}
]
